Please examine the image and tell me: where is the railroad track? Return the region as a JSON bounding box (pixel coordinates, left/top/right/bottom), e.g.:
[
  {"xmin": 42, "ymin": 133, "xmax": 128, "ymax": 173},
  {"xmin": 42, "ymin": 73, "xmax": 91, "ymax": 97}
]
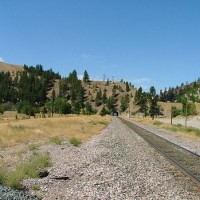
[{"xmin": 120, "ymin": 117, "xmax": 200, "ymax": 187}]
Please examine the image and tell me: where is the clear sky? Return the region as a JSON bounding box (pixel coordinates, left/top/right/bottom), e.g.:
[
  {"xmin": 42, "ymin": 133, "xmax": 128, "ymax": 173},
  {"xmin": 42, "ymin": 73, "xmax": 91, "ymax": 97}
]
[{"xmin": 0, "ymin": 0, "xmax": 200, "ymax": 92}]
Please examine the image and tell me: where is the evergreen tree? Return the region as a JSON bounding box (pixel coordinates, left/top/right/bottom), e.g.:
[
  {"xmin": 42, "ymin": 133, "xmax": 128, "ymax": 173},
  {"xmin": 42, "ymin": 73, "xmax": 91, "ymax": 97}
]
[
  {"xmin": 95, "ymin": 89, "xmax": 102, "ymax": 106},
  {"xmin": 85, "ymin": 102, "xmax": 93, "ymax": 115},
  {"xmin": 106, "ymin": 96, "xmax": 115, "ymax": 112},
  {"xmin": 102, "ymin": 88, "xmax": 108, "ymax": 104},
  {"xmin": 83, "ymin": 70, "xmax": 90, "ymax": 83},
  {"xmin": 100, "ymin": 106, "xmax": 108, "ymax": 116},
  {"xmin": 148, "ymin": 86, "xmax": 160, "ymax": 120},
  {"xmin": 125, "ymin": 82, "xmax": 130, "ymax": 92},
  {"xmin": 120, "ymin": 94, "xmax": 130, "ymax": 112}
]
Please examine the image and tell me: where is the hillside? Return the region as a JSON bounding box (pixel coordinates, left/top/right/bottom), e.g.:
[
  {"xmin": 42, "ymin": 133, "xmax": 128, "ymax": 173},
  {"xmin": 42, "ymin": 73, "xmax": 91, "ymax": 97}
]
[
  {"xmin": 82, "ymin": 80, "xmax": 136, "ymax": 113},
  {"xmin": 0, "ymin": 62, "xmax": 23, "ymax": 73},
  {"xmin": 1, "ymin": 61, "xmax": 200, "ymax": 117}
]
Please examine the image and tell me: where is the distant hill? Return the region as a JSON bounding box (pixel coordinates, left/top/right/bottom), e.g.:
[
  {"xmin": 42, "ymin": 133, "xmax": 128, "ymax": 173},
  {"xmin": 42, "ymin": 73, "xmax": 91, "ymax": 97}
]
[
  {"xmin": 0, "ymin": 62, "xmax": 24, "ymax": 73},
  {"xmin": 81, "ymin": 80, "xmax": 137, "ymax": 113},
  {"xmin": 1, "ymin": 61, "xmax": 200, "ymax": 116}
]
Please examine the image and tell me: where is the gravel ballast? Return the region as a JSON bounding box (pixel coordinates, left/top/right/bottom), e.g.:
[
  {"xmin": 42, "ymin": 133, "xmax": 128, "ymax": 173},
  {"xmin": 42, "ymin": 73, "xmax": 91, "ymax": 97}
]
[{"xmin": 24, "ymin": 117, "xmax": 200, "ymax": 199}]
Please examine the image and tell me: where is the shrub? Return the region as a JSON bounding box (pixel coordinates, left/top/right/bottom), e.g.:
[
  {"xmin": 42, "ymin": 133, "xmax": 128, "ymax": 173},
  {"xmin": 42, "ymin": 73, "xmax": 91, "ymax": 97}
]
[
  {"xmin": 0, "ymin": 104, "xmax": 5, "ymax": 115},
  {"xmin": 69, "ymin": 137, "xmax": 82, "ymax": 147}
]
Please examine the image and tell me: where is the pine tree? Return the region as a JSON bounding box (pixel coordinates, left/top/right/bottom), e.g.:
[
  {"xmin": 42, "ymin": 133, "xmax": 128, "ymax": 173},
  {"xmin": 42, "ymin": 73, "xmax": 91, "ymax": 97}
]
[
  {"xmin": 83, "ymin": 70, "xmax": 90, "ymax": 83},
  {"xmin": 102, "ymin": 88, "xmax": 107, "ymax": 104},
  {"xmin": 148, "ymin": 86, "xmax": 160, "ymax": 120},
  {"xmin": 95, "ymin": 89, "xmax": 102, "ymax": 106}
]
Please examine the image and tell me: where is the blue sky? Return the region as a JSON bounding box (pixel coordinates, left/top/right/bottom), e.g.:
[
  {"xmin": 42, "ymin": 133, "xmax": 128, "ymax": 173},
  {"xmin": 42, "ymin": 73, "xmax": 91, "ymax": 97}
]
[{"xmin": 0, "ymin": 0, "xmax": 200, "ymax": 92}]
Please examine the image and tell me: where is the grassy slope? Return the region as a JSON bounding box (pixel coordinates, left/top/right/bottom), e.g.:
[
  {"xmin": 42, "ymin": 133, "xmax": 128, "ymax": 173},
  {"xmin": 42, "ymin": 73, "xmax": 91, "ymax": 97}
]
[{"xmin": 0, "ymin": 62, "xmax": 23, "ymax": 73}]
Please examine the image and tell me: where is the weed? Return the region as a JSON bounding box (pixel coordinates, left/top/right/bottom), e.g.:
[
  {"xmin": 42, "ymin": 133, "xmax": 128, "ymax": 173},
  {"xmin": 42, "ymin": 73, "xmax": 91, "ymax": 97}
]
[
  {"xmin": 0, "ymin": 153, "xmax": 51, "ymax": 190},
  {"xmin": 0, "ymin": 169, "xmax": 6, "ymax": 184},
  {"xmin": 49, "ymin": 136, "xmax": 62, "ymax": 145},
  {"xmin": 69, "ymin": 137, "xmax": 82, "ymax": 147},
  {"xmin": 185, "ymin": 127, "xmax": 200, "ymax": 136},
  {"xmin": 28, "ymin": 143, "xmax": 39, "ymax": 151},
  {"xmin": 167, "ymin": 126, "xmax": 178, "ymax": 132},
  {"xmin": 31, "ymin": 185, "xmax": 40, "ymax": 191}
]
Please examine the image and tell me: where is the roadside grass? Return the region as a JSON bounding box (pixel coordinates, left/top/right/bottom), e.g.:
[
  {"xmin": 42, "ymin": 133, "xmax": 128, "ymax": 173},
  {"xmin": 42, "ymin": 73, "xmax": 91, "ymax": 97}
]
[
  {"xmin": 0, "ymin": 153, "xmax": 51, "ymax": 190},
  {"xmin": 0, "ymin": 115, "xmax": 112, "ymax": 148},
  {"xmin": 153, "ymin": 120, "xmax": 163, "ymax": 126},
  {"xmin": 131, "ymin": 116, "xmax": 200, "ymax": 140}
]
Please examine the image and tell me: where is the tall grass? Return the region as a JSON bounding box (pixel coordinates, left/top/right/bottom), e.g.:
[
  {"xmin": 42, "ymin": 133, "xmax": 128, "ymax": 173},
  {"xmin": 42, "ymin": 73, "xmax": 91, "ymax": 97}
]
[{"xmin": 0, "ymin": 153, "xmax": 51, "ymax": 190}]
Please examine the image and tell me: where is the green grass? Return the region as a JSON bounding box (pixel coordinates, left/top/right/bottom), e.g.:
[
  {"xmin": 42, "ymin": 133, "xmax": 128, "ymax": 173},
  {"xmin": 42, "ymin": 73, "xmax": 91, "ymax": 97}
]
[
  {"xmin": 185, "ymin": 126, "xmax": 200, "ymax": 136},
  {"xmin": 49, "ymin": 136, "xmax": 63, "ymax": 145},
  {"xmin": 28, "ymin": 143, "xmax": 40, "ymax": 151},
  {"xmin": 0, "ymin": 153, "xmax": 51, "ymax": 190},
  {"xmin": 164, "ymin": 123, "xmax": 200, "ymax": 137},
  {"xmin": 69, "ymin": 137, "xmax": 82, "ymax": 147},
  {"xmin": 31, "ymin": 185, "xmax": 40, "ymax": 191},
  {"xmin": 166, "ymin": 126, "xmax": 179, "ymax": 132}
]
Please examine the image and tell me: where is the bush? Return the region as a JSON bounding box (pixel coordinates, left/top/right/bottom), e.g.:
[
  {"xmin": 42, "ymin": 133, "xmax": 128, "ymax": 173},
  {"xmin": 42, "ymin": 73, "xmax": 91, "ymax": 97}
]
[
  {"xmin": 17, "ymin": 101, "xmax": 35, "ymax": 116},
  {"xmin": 0, "ymin": 104, "xmax": 5, "ymax": 115},
  {"xmin": 69, "ymin": 137, "xmax": 82, "ymax": 147}
]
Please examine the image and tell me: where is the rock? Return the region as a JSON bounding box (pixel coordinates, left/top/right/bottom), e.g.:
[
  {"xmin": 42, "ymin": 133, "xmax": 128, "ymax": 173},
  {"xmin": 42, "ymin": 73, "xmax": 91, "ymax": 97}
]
[{"xmin": 39, "ymin": 169, "xmax": 49, "ymax": 178}]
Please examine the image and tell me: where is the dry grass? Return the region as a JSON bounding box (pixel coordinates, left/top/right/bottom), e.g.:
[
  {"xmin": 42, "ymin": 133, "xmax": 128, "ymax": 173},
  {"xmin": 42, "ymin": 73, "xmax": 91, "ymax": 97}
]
[
  {"xmin": 0, "ymin": 114, "xmax": 112, "ymax": 149},
  {"xmin": 131, "ymin": 116, "xmax": 200, "ymax": 141},
  {"xmin": 0, "ymin": 62, "xmax": 23, "ymax": 73}
]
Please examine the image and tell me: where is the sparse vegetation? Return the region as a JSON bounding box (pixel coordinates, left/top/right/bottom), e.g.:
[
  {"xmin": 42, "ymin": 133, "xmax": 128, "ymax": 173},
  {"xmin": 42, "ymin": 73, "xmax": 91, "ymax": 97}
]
[
  {"xmin": 153, "ymin": 120, "xmax": 163, "ymax": 126},
  {"xmin": 69, "ymin": 137, "xmax": 82, "ymax": 147},
  {"xmin": 0, "ymin": 115, "xmax": 111, "ymax": 148},
  {"xmin": 28, "ymin": 143, "xmax": 40, "ymax": 151},
  {"xmin": 50, "ymin": 136, "xmax": 63, "ymax": 145},
  {"xmin": 0, "ymin": 153, "xmax": 51, "ymax": 190}
]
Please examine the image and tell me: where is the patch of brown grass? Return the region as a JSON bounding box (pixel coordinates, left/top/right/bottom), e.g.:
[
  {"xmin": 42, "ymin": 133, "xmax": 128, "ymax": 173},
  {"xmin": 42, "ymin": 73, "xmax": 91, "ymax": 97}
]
[
  {"xmin": 0, "ymin": 115, "xmax": 112, "ymax": 149},
  {"xmin": 130, "ymin": 116, "xmax": 200, "ymax": 141}
]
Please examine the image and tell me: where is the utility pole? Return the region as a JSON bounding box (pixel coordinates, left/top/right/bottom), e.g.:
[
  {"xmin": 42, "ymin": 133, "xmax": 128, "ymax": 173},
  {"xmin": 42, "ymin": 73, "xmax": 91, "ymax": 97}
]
[
  {"xmin": 185, "ymin": 96, "xmax": 188, "ymax": 127},
  {"xmin": 171, "ymin": 106, "xmax": 173, "ymax": 125},
  {"xmin": 112, "ymin": 76, "xmax": 115, "ymax": 82},
  {"xmin": 103, "ymin": 73, "xmax": 106, "ymax": 82}
]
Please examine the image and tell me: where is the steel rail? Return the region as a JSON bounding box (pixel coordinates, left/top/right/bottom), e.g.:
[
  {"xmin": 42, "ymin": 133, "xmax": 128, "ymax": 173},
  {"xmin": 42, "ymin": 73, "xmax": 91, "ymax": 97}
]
[{"xmin": 120, "ymin": 117, "xmax": 200, "ymax": 188}]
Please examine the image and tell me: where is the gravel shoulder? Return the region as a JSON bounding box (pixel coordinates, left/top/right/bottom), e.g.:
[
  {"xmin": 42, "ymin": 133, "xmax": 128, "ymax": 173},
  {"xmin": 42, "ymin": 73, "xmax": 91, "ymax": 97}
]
[
  {"xmin": 128, "ymin": 117, "xmax": 200, "ymax": 155},
  {"xmin": 24, "ymin": 117, "xmax": 200, "ymax": 199}
]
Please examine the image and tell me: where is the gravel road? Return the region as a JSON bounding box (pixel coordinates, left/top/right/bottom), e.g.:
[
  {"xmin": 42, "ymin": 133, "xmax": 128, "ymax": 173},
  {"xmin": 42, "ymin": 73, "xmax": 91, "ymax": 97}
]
[{"xmin": 24, "ymin": 117, "xmax": 200, "ymax": 199}]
